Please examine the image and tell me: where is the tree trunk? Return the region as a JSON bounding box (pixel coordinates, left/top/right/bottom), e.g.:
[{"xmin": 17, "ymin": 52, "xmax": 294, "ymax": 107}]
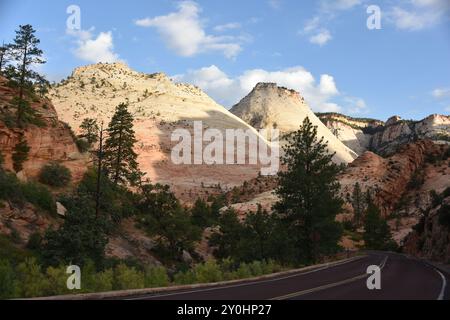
[
  {"xmin": 114, "ymin": 128, "xmax": 123, "ymax": 184},
  {"xmin": 18, "ymin": 37, "xmax": 29, "ymax": 125},
  {"xmin": 95, "ymin": 123, "xmax": 104, "ymax": 218}
]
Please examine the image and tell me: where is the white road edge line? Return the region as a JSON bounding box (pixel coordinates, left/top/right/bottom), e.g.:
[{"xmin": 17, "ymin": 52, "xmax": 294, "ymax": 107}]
[
  {"xmin": 435, "ymin": 268, "xmax": 447, "ymax": 301},
  {"xmin": 125, "ymin": 256, "xmax": 368, "ymax": 300}
]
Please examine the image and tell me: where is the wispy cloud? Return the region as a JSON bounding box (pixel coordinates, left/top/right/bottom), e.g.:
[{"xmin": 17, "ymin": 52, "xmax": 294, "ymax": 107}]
[
  {"xmin": 135, "ymin": 1, "xmax": 243, "ymax": 59},
  {"xmin": 309, "ymin": 29, "xmax": 332, "ymax": 46},
  {"xmin": 268, "ymin": 0, "xmax": 282, "ymax": 9},
  {"xmin": 388, "ymin": 0, "xmax": 450, "ymax": 31},
  {"xmin": 214, "ymin": 22, "xmax": 242, "ymax": 32},
  {"xmin": 300, "ymin": 0, "xmax": 361, "ymax": 46},
  {"xmin": 432, "ymin": 87, "xmax": 450, "ymax": 99}
]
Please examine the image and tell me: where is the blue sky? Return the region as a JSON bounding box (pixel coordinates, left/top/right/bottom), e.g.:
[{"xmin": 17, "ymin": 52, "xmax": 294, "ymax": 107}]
[{"xmin": 0, "ymin": 0, "xmax": 449, "ymax": 120}]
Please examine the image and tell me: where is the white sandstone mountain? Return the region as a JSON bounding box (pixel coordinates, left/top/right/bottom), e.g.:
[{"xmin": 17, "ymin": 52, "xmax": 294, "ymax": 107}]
[
  {"xmin": 230, "ymin": 83, "xmax": 358, "ymax": 163},
  {"xmin": 49, "ymin": 63, "xmax": 270, "ymax": 202}
]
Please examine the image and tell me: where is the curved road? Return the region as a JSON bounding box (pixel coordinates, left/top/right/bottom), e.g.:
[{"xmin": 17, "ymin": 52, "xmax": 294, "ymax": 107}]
[{"xmin": 127, "ymin": 252, "xmax": 448, "ymax": 300}]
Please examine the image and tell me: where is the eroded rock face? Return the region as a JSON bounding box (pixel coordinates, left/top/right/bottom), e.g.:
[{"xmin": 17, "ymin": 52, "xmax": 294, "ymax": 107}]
[
  {"xmin": 403, "ymin": 196, "xmax": 450, "ymax": 263},
  {"xmin": 0, "ymin": 200, "xmax": 56, "ymax": 244},
  {"xmin": 339, "ymin": 140, "xmax": 442, "ymax": 217},
  {"xmin": 0, "ymin": 77, "xmax": 88, "ymax": 182},
  {"xmin": 318, "ymin": 113, "xmax": 450, "ymax": 156}
]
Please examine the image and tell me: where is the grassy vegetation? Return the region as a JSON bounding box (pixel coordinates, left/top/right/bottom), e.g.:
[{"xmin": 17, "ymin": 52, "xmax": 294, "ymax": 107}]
[{"xmin": 0, "ymin": 257, "xmax": 285, "ymax": 299}]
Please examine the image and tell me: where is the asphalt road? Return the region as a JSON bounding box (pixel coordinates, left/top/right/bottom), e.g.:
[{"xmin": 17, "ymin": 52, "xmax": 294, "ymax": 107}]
[{"xmin": 127, "ymin": 252, "xmax": 448, "ymax": 300}]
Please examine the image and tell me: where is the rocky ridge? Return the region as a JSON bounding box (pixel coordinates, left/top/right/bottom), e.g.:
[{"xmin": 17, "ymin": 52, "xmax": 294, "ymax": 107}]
[
  {"xmin": 230, "ymin": 83, "xmax": 358, "ymax": 163},
  {"xmin": 318, "ymin": 113, "xmax": 450, "ymax": 156}
]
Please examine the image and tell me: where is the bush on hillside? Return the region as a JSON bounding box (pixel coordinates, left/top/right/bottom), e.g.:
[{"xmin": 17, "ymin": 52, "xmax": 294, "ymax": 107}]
[{"xmin": 39, "ymin": 162, "xmax": 72, "ymax": 188}]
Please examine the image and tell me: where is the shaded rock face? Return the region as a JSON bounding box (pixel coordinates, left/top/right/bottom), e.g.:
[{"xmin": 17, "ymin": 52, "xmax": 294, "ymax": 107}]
[
  {"xmin": 318, "ymin": 113, "xmax": 450, "ymax": 156},
  {"xmin": 230, "ymin": 82, "xmax": 358, "ymax": 164},
  {"xmin": 0, "ymin": 200, "xmax": 56, "ymax": 244},
  {"xmin": 0, "ymin": 77, "xmax": 88, "ymax": 182},
  {"xmin": 339, "ymin": 141, "xmax": 450, "ymax": 247},
  {"xmin": 339, "ymin": 140, "xmax": 444, "ymax": 218},
  {"xmin": 403, "ymin": 196, "xmax": 450, "ymax": 263}
]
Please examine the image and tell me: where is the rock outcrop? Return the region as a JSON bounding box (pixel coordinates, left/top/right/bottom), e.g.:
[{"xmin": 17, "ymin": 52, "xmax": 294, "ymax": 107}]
[
  {"xmin": 403, "ymin": 192, "xmax": 450, "ymax": 263},
  {"xmin": 230, "ymin": 83, "xmax": 358, "ymax": 163},
  {"xmin": 0, "ymin": 76, "xmax": 88, "ymax": 181},
  {"xmin": 318, "ymin": 113, "xmax": 450, "ymax": 156}
]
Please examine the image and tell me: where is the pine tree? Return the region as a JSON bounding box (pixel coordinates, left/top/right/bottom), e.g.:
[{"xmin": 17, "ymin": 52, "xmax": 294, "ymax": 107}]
[
  {"xmin": 351, "ymin": 182, "xmax": 365, "ymax": 227},
  {"xmin": 104, "ymin": 103, "xmax": 142, "ymax": 185},
  {"xmin": 242, "ymin": 205, "xmax": 276, "ymax": 262},
  {"xmin": 12, "ymin": 135, "xmax": 30, "ymax": 172},
  {"xmin": 138, "ymin": 183, "xmax": 202, "ymax": 261},
  {"xmin": 191, "ymin": 198, "xmax": 213, "ymax": 228},
  {"xmin": 274, "ymin": 117, "xmax": 343, "ymax": 264},
  {"xmin": 8, "ymin": 25, "xmax": 46, "ymax": 126},
  {"xmin": 363, "ymin": 198, "xmax": 393, "ymax": 250},
  {"xmin": 79, "ymin": 118, "xmax": 99, "ymax": 145},
  {"xmin": 209, "ymin": 208, "xmax": 245, "ymax": 260}
]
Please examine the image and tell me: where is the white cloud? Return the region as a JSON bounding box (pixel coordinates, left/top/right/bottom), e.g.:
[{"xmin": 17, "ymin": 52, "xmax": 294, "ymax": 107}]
[
  {"xmin": 214, "ymin": 22, "xmax": 242, "ymax": 32},
  {"xmin": 300, "ymin": 0, "xmax": 361, "ymax": 46},
  {"xmin": 268, "ymin": 0, "xmax": 282, "ymax": 9},
  {"xmin": 432, "ymin": 87, "xmax": 450, "ymax": 98},
  {"xmin": 135, "ymin": 1, "xmax": 243, "ymax": 59},
  {"xmin": 67, "ymin": 28, "xmax": 121, "ymax": 63},
  {"xmin": 303, "ymin": 17, "xmax": 321, "ymax": 33},
  {"xmin": 388, "ymin": 0, "xmax": 450, "ymax": 30},
  {"xmin": 309, "ymin": 29, "xmax": 332, "ymax": 46},
  {"xmin": 320, "ymin": 0, "xmax": 362, "ymax": 12},
  {"xmin": 175, "ymin": 65, "xmax": 343, "ymax": 112},
  {"xmin": 344, "ymin": 96, "xmax": 369, "ymax": 114}
]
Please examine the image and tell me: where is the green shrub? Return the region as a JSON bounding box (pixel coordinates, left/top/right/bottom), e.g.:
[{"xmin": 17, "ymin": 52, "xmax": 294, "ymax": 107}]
[
  {"xmin": 26, "ymin": 232, "xmax": 43, "ymax": 250},
  {"xmin": 21, "ymin": 181, "xmax": 56, "ymax": 214},
  {"xmin": 45, "ymin": 266, "xmax": 71, "ymax": 296},
  {"xmin": 12, "ymin": 137, "xmax": 30, "ymax": 173},
  {"xmin": 194, "ymin": 260, "xmax": 223, "ymax": 283},
  {"xmin": 0, "ymin": 234, "xmax": 33, "ymax": 264},
  {"xmin": 0, "ymin": 259, "xmax": 17, "ymax": 299},
  {"xmin": 173, "ymin": 270, "xmax": 196, "ymax": 285},
  {"xmin": 39, "ymin": 162, "xmax": 72, "ymax": 187},
  {"xmin": 76, "ymin": 138, "xmax": 91, "ymax": 153},
  {"xmin": 15, "ymin": 258, "xmax": 49, "ymax": 298},
  {"xmin": 113, "ymin": 264, "xmax": 145, "ymax": 290},
  {"xmin": 248, "ymin": 261, "xmax": 263, "ymax": 277},
  {"xmin": 144, "ymin": 266, "xmax": 169, "ymax": 288},
  {"xmin": 81, "ymin": 260, "xmax": 113, "ymax": 293},
  {"xmin": 234, "ymin": 263, "xmax": 252, "ymax": 279}
]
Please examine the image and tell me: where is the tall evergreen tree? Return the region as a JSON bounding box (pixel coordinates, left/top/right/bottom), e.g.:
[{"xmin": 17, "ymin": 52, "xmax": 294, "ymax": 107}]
[
  {"xmin": 191, "ymin": 198, "xmax": 213, "ymax": 229},
  {"xmin": 274, "ymin": 117, "xmax": 343, "ymax": 264},
  {"xmin": 363, "ymin": 200, "xmax": 393, "ymax": 250},
  {"xmin": 104, "ymin": 103, "xmax": 141, "ymax": 185},
  {"xmin": 241, "ymin": 205, "xmax": 277, "ymax": 262},
  {"xmin": 79, "ymin": 118, "xmax": 99, "ymax": 145},
  {"xmin": 351, "ymin": 182, "xmax": 365, "ymax": 227},
  {"xmin": 209, "ymin": 208, "xmax": 245, "ymax": 260},
  {"xmin": 8, "ymin": 25, "xmax": 46, "ymax": 125},
  {"xmin": 138, "ymin": 183, "xmax": 202, "ymax": 261},
  {"xmin": 12, "ymin": 135, "xmax": 30, "ymax": 172}
]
